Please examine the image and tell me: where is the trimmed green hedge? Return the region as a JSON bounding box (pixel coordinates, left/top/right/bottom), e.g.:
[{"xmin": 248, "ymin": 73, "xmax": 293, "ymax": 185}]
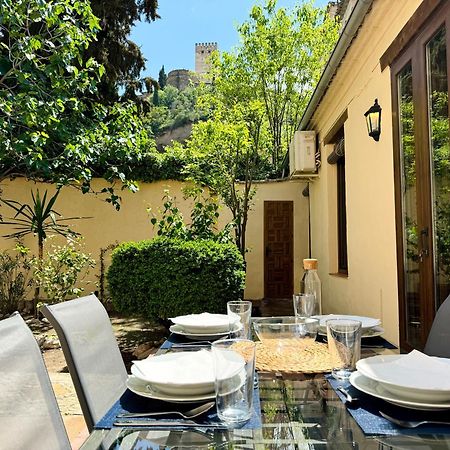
[{"xmin": 107, "ymin": 237, "xmax": 246, "ymax": 320}]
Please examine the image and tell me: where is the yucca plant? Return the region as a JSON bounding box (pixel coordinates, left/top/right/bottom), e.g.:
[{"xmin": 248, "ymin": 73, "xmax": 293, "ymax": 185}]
[{"xmin": 0, "ymin": 189, "xmax": 87, "ymax": 315}]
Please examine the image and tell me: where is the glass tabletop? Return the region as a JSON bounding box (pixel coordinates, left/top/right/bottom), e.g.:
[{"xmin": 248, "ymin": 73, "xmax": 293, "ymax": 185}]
[{"xmin": 80, "ymin": 347, "xmax": 450, "ymax": 449}]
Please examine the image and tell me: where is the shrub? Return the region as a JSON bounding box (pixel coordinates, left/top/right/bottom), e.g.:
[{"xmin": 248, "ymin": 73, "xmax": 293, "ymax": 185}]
[
  {"xmin": 107, "ymin": 237, "xmax": 245, "ymax": 320},
  {"xmin": 32, "ymin": 238, "xmax": 96, "ymax": 304},
  {"xmin": 0, "ymin": 245, "xmax": 32, "ymax": 315}
]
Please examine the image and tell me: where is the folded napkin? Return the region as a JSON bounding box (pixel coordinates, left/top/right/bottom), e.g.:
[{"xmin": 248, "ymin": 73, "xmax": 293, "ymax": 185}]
[
  {"xmin": 132, "ymin": 350, "xmax": 214, "ymax": 385},
  {"xmin": 170, "ymin": 313, "xmax": 231, "ymax": 328},
  {"xmin": 361, "ymin": 351, "xmax": 450, "ymax": 390},
  {"xmin": 392, "ymin": 350, "xmax": 450, "ymax": 389}
]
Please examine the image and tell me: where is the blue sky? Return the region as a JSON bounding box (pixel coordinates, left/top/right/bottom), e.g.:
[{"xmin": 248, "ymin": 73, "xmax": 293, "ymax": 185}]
[{"xmin": 131, "ymin": 0, "xmax": 329, "ymax": 80}]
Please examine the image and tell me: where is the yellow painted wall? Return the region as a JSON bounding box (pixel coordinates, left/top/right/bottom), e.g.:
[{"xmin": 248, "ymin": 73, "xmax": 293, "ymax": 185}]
[
  {"xmin": 308, "ymin": 0, "xmax": 422, "ymax": 345},
  {"xmin": 0, "ymin": 178, "xmax": 309, "ymax": 301}
]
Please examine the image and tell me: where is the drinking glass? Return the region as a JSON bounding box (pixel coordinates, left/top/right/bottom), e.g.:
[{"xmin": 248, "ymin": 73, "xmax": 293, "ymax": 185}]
[
  {"xmin": 227, "ymin": 301, "xmax": 252, "ymax": 339},
  {"xmin": 293, "ymin": 293, "xmax": 316, "ymax": 317},
  {"xmin": 211, "ymin": 339, "xmax": 255, "ymax": 424},
  {"xmin": 326, "ymin": 319, "xmax": 362, "ymax": 380}
]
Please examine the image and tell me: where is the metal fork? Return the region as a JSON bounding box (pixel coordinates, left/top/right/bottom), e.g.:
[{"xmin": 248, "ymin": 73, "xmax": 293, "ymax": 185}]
[{"xmin": 380, "ymin": 411, "xmax": 450, "ymax": 428}]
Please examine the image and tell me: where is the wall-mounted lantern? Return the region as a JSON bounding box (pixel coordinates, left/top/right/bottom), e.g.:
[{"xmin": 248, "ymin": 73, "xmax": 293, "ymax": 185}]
[{"xmin": 364, "ymin": 99, "xmax": 382, "ymax": 141}]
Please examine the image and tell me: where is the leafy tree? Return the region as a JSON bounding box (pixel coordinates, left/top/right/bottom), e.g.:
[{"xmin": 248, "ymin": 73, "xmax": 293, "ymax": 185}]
[
  {"xmin": 158, "ymin": 65, "xmax": 167, "ymax": 89},
  {"xmin": 86, "ymin": 0, "xmax": 159, "ymax": 103},
  {"xmin": 186, "ymin": 110, "xmax": 259, "ymax": 256},
  {"xmin": 235, "ymin": 0, "xmax": 339, "ymax": 168},
  {"xmin": 0, "ymin": 0, "xmax": 152, "ymax": 202}
]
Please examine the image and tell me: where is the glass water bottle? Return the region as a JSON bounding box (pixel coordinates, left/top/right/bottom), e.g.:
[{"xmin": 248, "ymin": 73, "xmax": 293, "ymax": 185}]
[{"xmin": 300, "ymin": 258, "xmax": 322, "ymax": 315}]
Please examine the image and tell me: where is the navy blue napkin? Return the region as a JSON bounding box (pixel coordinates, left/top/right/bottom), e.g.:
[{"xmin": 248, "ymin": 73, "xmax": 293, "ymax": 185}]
[
  {"xmin": 316, "ymin": 334, "xmax": 397, "ymax": 349},
  {"xmin": 95, "ymin": 382, "xmax": 262, "ymax": 430},
  {"xmin": 327, "ymin": 374, "xmax": 450, "ymax": 435}
]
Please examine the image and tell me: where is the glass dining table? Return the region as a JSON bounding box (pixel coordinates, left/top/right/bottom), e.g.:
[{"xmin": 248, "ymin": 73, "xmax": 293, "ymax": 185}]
[{"xmin": 80, "ymin": 344, "xmax": 450, "ymax": 449}]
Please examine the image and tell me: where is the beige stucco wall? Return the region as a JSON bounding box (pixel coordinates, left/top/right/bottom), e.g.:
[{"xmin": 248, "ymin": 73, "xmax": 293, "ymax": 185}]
[
  {"xmin": 0, "ymin": 177, "xmax": 309, "ymax": 301},
  {"xmin": 308, "ymin": 0, "xmax": 422, "ymax": 345}
]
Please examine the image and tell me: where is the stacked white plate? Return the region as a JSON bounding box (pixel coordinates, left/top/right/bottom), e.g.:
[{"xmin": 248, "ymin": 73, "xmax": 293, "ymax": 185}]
[
  {"xmin": 169, "ymin": 312, "xmax": 241, "ymax": 340},
  {"xmin": 350, "ymin": 350, "xmax": 450, "ymax": 410},
  {"xmin": 312, "ymin": 314, "xmax": 384, "ymax": 338},
  {"xmin": 128, "ymin": 349, "xmax": 244, "ymax": 402}
]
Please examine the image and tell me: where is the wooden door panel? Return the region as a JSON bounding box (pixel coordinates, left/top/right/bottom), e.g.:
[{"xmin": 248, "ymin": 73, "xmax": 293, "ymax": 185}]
[{"xmin": 264, "ymin": 201, "xmax": 294, "ymax": 299}]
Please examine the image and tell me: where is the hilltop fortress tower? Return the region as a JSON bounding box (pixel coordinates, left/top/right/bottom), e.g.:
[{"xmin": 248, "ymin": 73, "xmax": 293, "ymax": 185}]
[
  {"xmin": 167, "ymin": 42, "xmax": 218, "ymax": 91},
  {"xmin": 195, "ymin": 42, "xmax": 218, "ymax": 74}
]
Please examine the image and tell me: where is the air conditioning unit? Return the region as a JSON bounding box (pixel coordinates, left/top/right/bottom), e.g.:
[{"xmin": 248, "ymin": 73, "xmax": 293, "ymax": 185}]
[{"xmin": 289, "ymin": 130, "xmax": 316, "ymax": 175}]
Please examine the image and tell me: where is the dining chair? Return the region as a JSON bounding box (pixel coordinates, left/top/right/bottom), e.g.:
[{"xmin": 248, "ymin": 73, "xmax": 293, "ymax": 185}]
[
  {"xmin": 424, "ymin": 294, "xmax": 450, "ymax": 358},
  {"xmin": 41, "ymin": 294, "xmax": 128, "ymax": 431},
  {"xmin": 0, "ymin": 312, "xmax": 71, "ymax": 450}
]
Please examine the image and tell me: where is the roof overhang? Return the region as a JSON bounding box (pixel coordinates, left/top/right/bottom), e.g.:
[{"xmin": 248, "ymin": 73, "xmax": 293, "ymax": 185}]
[{"xmin": 298, "ymin": 0, "xmax": 374, "ymax": 131}]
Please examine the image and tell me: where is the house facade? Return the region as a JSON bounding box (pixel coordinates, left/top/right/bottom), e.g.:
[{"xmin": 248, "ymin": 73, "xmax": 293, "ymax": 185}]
[{"xmin": 300, "ymin": 0, "xmax": 449, "ymax": 349}]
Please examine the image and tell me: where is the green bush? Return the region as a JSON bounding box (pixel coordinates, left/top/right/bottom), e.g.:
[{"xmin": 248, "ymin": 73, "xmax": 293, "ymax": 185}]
[{"xmin": 107, "ymin": 237, "xmax": 245, "ymax": 320}]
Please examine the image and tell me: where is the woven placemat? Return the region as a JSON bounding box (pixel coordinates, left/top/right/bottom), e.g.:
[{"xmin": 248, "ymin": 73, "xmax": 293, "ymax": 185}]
[{"xmin": 233, "ymin": 339, "xmax": 338, "ymax": 374}]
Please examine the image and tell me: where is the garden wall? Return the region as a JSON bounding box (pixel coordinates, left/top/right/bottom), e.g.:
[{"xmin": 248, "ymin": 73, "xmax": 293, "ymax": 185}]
[{"xmin": 0, "ymin": 177, "xmax": 309, "ymax": 301}]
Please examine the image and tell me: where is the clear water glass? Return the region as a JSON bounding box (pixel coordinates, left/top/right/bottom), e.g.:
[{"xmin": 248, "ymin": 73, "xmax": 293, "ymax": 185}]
[
  {"xmin": 293, "ymin": 293, "xmax": 316, "ymax": 317},
  {"xmin": 211, "ymin": 339, "xmax": 255, "ymax": 424},
  {"xmin": 227, "ymin": 301, "xmax": 252, "ymax": 339},
  {"xmin": 326, "ymin": 319, "xmax": 362, "ymax": 380}
]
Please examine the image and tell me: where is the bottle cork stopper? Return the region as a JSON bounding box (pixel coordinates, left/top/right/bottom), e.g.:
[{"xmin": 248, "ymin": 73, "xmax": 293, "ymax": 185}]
[{"xmin": 303, "ymin": 258, "xmax": 318, "ymax": 270}]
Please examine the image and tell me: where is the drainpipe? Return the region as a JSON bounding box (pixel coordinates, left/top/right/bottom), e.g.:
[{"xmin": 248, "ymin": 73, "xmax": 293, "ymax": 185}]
[{"xmin": 298, "ymin": 0, "xmax": 374, "ymax": 131}]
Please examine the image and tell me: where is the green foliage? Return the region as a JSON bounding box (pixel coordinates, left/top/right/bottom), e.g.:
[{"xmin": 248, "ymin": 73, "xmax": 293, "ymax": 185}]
[
  {"xmin": 86, "ymin": 0, "xmax": 159, "ymax": 104},
  {"xmin": 107, "ymin": 237, "xmax": 245, "ymax": 320},
  {"xmin": 0, "ymin": 189, "xmax": 84, "ymax": 257},
  {"xmin": 0, "ymin": 244, "xmax": 32, "ymax": 315},
  {"xmin": 236, "ymin": 0, "xmax": 340, "ymax": 168},
  {"xmin": 0, "ymin": 188, "xmax": 88, "ymax": 314},
  {"xmin": 158, "ymin": 65, "xmax": 167, "ymax": 89},
  {"xmin": 0, "ymin": 0, "xmax": 153, "ymax": 203},
  {"xmin": 186, "ymin": 115, "xmax": 257, "ymax": 255},
  {"xmin": 144, "ymin": 85, "xmax": 209, "ymax": 137},
  {"xmin": 32, "ymin": 238, "xmax": 95, "ymax": 304},
  {"xmin": 149, "ymin": 188, "xmax": 234, "ymax": 243}
]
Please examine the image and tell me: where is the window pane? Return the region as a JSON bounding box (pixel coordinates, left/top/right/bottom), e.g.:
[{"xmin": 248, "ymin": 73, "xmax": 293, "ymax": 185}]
[
  {"xmin": 398, "ymin": 63, "xmax": 421, "ymax": 348},
  {"xmin": 426, "ymin": 27, "xmax": 450, "ymax": 309}
]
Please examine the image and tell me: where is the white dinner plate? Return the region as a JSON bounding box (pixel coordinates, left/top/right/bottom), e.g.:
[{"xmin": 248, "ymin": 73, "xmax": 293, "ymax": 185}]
[
  {"xmin": 356, "ymin": 353, "xmax": 450, "ymax": 402},
  {"xmin": 349, "ymin": 371, "xmax": 450, "ymax": 411},
  {"xmin": 169, "ymin": 313, "xmax": 239, "ymax": 333},
  {"xmin": 169, "ymin": 322, "xmax": 242, "ymax": 341},
  {"xmin": 312, "ymin": 314, "xmax": 381, "ymax": 330},
  {"xmin": 319, "ymin": 326, "xmax": 384, "ymax": 339},
  {"xmin": 127, "ymin": 375, "xmax": 215, "ymax": 403},
  {"xmin": 130, "ymin": 351, "xmax": 215, "ymax": 395},
  {"xmin": 131, "ymin": 349, "xmax": 245, "ymax": 396}
]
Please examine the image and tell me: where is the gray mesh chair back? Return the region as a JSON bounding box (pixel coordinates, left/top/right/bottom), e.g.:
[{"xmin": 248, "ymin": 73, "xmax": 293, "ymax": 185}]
[
  {"xmin": 0, "ymin": 312, "xmax": 70, "ymax": 450},
  {"xmin": 424, "ymin": 294, "xmax": 450, "ymax": 357},
  {"xmin": 41, "ymin": 294, "xmax": 128, "ymax": 431}
]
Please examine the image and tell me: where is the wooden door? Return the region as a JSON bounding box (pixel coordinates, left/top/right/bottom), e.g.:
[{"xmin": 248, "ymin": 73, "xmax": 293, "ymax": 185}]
[
  {"xmin": 391, "ymin": 5, "xmax": 450, "ymax": 350},
  {"xmin": 264, "ymin": 201, "xmax": 294, "ymax": 298}
]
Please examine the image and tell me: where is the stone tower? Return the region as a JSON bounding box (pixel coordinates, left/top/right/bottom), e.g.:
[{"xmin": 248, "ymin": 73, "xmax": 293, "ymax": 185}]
[{"xmin": 195, "ymin": 42, "xmax": 218, "ymax": 74}]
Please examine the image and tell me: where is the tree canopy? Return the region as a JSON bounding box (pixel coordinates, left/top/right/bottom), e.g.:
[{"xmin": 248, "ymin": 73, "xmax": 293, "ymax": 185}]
[
  {"xmin": 184, "ymin": 0, "xmax": 339, "ymax": 255},
  {"xmin": 86, "ymin": 0, "xmax": 159, "ymax": 104},
  {"xmin": 0, "ymin": 0, "xmax": 153, "ymax": 206}
]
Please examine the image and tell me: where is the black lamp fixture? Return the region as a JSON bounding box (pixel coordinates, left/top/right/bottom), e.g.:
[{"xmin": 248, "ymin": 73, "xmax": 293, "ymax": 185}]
[{"xmin": 364, "ymin": 99, "xmax": 382, "ymax": 141}]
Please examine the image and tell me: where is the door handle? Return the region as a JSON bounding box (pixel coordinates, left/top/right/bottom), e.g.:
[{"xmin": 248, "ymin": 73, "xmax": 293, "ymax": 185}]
[
  {"xmin": 419, "ymin": 227, "xmax": 429, "ymax": 262},
  {"xmin": 265, "ymin": 246, "xmax": 271, "ymax": 257}
]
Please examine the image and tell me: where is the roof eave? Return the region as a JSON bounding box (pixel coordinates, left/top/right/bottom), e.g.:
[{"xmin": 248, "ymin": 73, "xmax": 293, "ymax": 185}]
[{"xmin": 299, "ymin": 0, "xmax": 374, "ymax": 131}]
